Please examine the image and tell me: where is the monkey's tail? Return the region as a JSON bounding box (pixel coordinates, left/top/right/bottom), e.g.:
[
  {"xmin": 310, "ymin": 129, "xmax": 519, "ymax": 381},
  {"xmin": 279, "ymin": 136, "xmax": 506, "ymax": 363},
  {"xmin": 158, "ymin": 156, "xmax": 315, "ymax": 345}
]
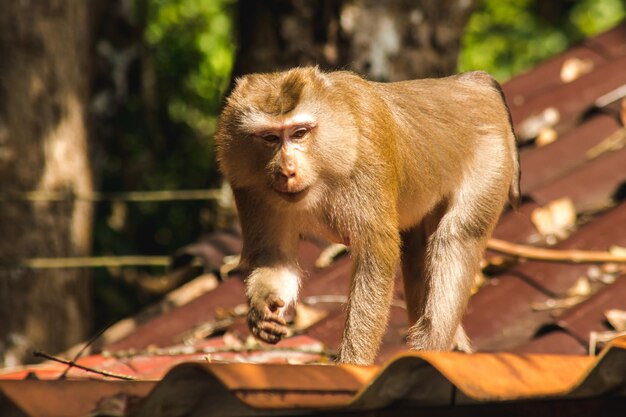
[
  {"xmin": 489, "ymin": 77, "xmax": 521, "ymax": 210},
  {"xmin": 508, "ymin": 141, "xmax": 521, "ymax": 209}
]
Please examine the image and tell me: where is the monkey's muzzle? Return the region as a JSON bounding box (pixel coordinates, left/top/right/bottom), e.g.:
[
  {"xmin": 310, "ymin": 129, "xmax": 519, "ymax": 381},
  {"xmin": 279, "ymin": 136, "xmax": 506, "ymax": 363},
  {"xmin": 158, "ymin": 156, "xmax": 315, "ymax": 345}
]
[{"xmin": 274, "ymin": 187, "xmax": 310, "ymax": 203}]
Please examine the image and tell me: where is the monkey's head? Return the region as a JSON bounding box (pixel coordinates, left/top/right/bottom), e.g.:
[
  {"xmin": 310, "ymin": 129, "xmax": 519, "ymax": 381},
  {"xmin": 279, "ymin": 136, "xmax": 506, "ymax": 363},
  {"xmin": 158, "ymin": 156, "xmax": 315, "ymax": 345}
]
[{"xmin": 215, "ymin": 67, "xmax": 359, "ymax": 207}]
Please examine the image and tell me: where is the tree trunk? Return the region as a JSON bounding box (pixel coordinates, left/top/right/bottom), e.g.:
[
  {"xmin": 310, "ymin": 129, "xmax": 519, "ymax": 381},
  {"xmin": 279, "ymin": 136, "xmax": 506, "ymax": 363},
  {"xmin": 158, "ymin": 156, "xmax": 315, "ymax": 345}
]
[
  {"xmin": 0, "ymin": 1, "xmax": 93, "ymax": 365},
  {"xmin": 233, "ymin": 0, "xmax": 475, "ymax": 80}
]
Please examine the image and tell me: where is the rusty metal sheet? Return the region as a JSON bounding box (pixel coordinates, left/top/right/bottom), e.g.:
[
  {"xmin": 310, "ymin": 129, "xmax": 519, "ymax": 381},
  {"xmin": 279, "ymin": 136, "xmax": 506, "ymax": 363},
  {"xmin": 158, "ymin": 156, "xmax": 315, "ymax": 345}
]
[
  {"xmin": 2, "ymin": 339, "xmax": 626, "ymax": 416},
  {"xmin": 300, "ymin": 255, "xmax": 352, "ymax": 301},
  {"xmin": 463, "ymin": 273, "xmax": 551, "ymax": 351},
  {"xmin": 515, "ymin": 201, "xmax": 626, "ymax": 295},
  {"xmin": 171, "ymin": 227, "xmax": 242, "ymax": 271},
  {"xmin": 530, "ymin": 145, "xmax": 626, "ymax": 212},
  {"xmin": 511, "ymin": 55, "xmax": 626, "ymax": 139},
  {"xmin": 132, "ymin": 362, "xmax": 377, "ymax": 416},
  {"xmin": 556, "ymin": 274, "xmax": 626, "ymax": 344},
  {"xmin": 209, "ymin": 362, "xmax": 377, "ymax": 406},
  {"xmin": 0, "ymin": 380, "xmax": 155, "ymax": 417},
  {"xmin": 361, "ymin": 352, "xmax": 592, "ymax": 406},
  {"xmin": 466, "ymin": 202, "xmax": 626, "ymax": 351},
  {"xmin": 511, "ymin": 331, "xmax": 587, "ymax": 355},
  {"xmin": 107, "ymin": 238, "xmax": 331, "ymax": 352},
  {"xmin": 105, "ymin": 277, "xmax": 248, "ymax": 351},
  {"xmin": 491, "ymin": 202, "xmax": 540, "ymax": 243},
  {"xmin": 297, "ymin": 237, "xmax": 332, "ymax": 273},
  {"xmin": 305, "ymin": 308, "xmax": 347, "ymax": 353},
  {"xmin": 137, "ymin": 337, "xmax": 626, "ymax": 416},
  {"xmin": 519, "ymin": 114, "xmax": 621, "ymax": 193},
  {"xmin": 503, "ymin": 45, "xmax": 607, "ymax": 110},
  {"xmin": 0, "ymin": 335, "xmax": 327, "ymax": 382},
  {"xmin": 584, "ymin": 21, "xmax": 626, "ymax": 59}
]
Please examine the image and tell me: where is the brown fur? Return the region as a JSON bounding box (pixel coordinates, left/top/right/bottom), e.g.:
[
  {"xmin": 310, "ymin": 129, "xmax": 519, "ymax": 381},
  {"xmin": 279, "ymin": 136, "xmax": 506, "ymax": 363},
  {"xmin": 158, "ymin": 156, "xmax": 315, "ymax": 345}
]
[{"xmin": 215, "ymin": 67, "xmax": 519, "ymax": 365}]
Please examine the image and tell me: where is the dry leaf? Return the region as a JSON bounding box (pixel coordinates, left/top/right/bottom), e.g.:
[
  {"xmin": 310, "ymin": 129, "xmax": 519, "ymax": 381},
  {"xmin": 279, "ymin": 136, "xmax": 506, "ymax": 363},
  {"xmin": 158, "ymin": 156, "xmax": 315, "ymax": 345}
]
[
  {"xmin": 531, "ymin": 197, "xmax": 576, "ymax": 242},
  {"xmin": 294, "ymin": 303, "xmax": 328, "ymax": 331},
  {"xmin": 587, "ymin": 265, "xmax": 617, "ymax": 284},
  {"xmin": 560, "ymin": 57, "xmax": 594, "ymax": 83},
  {"xmin": 220, "ymin": 254, "xmax": 241, "ymax": 280},
  {"xmin": 605, "ymin": 309, "xmax": 626, "ymax": 332},
  {"xmin": 531, "ymin": 296, "xmax": 584, "ymax": 311},
  {"xmin": 471, "ymin": 271, "xmax": 486, "ymax": 294},
  {"xmin": 222, "ymin": 331, "xmax": 245, "ymax": 349},
  {"xmin": 609, "ymin": 246, "xmax": 626, "ymax": 257},
  {"xmin": 315, "ymin": 243, "xmax": 348, "ymax": 269},
  {"xmin": 567, "ymin": 276, "xmax": 592, "ymax": 297},
  {"xmin": 535, "ymin": 127, "xmax": 558, "ymax": 147},
  {"xmin": 517, "ymin": 107, "xmax": 560, "ymax": 140}
]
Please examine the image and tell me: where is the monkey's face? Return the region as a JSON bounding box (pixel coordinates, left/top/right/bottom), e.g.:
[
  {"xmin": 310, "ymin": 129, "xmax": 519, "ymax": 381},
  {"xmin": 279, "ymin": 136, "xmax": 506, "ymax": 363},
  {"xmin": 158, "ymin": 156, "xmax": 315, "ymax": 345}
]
[
  {"xmin": 215, "ymin": 67, "xmax": 360, "ymax": 206},
  {"xmin": 255, "ymin": 114, "xmax": 318, "ymax": 203},
  {"xmin": 216, "ymin": 108, "xmax": 322, "ymax": 206}
]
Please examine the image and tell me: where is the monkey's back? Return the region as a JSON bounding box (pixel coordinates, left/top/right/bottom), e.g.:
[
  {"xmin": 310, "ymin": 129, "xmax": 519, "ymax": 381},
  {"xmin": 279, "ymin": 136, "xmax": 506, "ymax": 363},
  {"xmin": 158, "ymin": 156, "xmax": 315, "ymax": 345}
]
[{"xmin": 362, "ymin": 72, "xmax": 517, "ymax": 229}]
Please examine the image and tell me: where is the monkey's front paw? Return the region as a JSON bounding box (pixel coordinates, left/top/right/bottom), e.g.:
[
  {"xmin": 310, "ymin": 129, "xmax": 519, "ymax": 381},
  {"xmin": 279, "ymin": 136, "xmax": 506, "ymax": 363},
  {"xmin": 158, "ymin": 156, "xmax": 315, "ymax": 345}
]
[{"xmin": 247, "ymin": 295, "xmax": 288, "ymax": 344}]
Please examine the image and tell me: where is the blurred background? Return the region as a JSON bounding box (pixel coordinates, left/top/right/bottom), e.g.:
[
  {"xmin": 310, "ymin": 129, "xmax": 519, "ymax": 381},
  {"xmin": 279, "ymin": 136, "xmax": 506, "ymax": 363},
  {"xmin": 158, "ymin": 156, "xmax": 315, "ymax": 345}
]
[{"xmin": 0, "ymin": 0, "xmax": 624, "ymax": 366}]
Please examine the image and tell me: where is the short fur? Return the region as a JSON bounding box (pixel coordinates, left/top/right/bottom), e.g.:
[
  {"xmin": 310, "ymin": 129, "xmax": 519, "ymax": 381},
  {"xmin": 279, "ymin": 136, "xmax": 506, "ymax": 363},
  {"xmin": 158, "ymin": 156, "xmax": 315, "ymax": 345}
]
[{"xmin": 215, "ymin": 67, "xmax": 519, "ymax": 365}]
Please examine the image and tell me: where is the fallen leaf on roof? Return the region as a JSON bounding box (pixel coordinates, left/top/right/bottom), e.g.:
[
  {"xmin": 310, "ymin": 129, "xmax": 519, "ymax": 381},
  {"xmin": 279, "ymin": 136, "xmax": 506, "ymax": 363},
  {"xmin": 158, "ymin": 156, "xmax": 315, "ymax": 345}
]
[
  {"xmin": 220, "ymin": 254, "xmax": 240, "ymax": 279},
  {"xmin": 531, "ymin": 295, "xmax": 584, "ymax": 312},
  {"xmin": 567, "ymin": 276, "xmax": 593, "ymax": 297},
  {"xmin": 294, "ymin": 303, "xmax": 329, "ymax": 330},
  {"xmin": 315, "ymin": 243, "xmax": 348, "ymax": 269},
  {"xmin": 535, "ymin": 126, "xmax": 558, "ymax": 146},
  {"xmin": 606, "ymin": 309, "xmax": 626, "ymax": 331},
  {"xmin": 609, "ymin": 245, "xmax": 626, "ymax": 257},
  {"xmin": 531, "ymin": 197, "xmax": 577, "ymax": 243},
  {"xmin": 560, "ymin": 57, "xmax": 594, "ymax": 83}
]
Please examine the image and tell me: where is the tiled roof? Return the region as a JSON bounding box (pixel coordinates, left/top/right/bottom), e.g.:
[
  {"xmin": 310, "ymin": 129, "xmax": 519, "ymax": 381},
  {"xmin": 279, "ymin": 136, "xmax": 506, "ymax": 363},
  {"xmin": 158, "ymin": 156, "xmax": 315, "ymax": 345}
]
[{"xmin": 1, "ymin": 20, "xmax": 626, "ymax": 417}]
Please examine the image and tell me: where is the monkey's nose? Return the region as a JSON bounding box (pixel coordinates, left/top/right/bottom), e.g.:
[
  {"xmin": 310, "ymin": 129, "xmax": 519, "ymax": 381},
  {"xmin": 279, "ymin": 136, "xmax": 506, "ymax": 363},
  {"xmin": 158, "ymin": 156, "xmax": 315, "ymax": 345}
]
[{"xmin": 280, "ymin": 161, "xmax": 297, "ymax": 179}]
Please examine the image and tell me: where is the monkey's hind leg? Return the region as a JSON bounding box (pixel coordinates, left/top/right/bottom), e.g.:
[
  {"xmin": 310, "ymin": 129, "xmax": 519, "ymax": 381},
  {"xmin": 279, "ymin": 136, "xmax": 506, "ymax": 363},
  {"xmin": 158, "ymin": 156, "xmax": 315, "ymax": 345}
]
[
  {"xmin": 401, "ymin": 203, "xmax": 472, "ymax": 352},
  {"xmin": 404, "ymin": 191, "xmax": 501, "ymax": 352}
]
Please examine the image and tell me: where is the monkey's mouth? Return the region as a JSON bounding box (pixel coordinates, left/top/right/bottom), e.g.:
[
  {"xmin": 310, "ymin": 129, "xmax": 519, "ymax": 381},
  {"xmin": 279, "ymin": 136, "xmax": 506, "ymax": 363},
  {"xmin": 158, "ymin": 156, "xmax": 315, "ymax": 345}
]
[{"xmin": 274, "ymin": 187, "xmax": 310, "ymax": 203}]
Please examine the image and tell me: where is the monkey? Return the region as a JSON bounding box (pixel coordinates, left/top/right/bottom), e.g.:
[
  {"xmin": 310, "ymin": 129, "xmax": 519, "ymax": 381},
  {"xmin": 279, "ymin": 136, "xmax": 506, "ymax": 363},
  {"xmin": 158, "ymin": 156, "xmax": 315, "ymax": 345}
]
[{"xmin": 214, "ymin": 67, "xmax": 520, "ymax": 365}]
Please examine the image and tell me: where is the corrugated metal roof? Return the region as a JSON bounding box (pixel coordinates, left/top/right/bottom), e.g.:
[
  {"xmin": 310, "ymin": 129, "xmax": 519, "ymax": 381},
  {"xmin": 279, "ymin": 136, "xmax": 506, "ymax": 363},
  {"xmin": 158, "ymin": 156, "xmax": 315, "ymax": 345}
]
[
  {"xmin": 1, "ymin": 19, "xmax": 626, "ymax": 417},
  {"xmin": 1, "ymin": 336, "xmax": 625, "ymax": 416}
]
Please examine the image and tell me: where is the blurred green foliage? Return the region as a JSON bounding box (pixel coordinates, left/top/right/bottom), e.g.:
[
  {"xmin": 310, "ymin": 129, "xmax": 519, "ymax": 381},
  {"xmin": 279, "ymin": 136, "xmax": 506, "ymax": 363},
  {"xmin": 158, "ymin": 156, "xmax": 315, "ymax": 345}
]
[
  {"xmin": 146, "ymin": 0, "xmax": 234, "ymax": 135},
  {"xmin": 459, "ymin": 0, "xmax": 626, "ymax": 80},
  {"xmin": 92, "ymin": 0, "xmax": 234, "ymax": 325}
]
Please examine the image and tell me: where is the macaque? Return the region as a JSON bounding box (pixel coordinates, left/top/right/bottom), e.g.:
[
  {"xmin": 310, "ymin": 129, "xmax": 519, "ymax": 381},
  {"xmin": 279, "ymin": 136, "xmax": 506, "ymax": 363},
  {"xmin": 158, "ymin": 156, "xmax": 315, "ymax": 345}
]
[{"xmin": 215, "ymin": 67, "xmax": 520, "ymax": 365}]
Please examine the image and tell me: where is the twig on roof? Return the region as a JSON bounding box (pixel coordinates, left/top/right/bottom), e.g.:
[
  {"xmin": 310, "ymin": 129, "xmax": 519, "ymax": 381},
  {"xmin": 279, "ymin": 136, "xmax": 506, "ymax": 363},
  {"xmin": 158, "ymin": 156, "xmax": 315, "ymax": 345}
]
[
  {"xmin": 586, "ymin": 128, "xmax": 626, "ymax": 160},
  {"xmin": 589, "ymin": 330, "xmax": 626, "ymax": 356},
  {"xmin": 32, "ymin": 350, "xmax": 136, "ymax": 380},
  {"xmin": 487, "ymin": 238, "xmax": 626, "ymax": 264},
  {"xmin": 60, "ymin": 320, "xmax": 118, "ymax": 379}
]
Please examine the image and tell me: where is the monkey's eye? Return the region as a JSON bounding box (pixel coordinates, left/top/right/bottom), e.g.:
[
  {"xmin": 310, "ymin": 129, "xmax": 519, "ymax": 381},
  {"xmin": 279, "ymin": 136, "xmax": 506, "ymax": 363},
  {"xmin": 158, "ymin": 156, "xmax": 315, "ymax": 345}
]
[
  {"xmin": 292, "ymin": 128, "xmax": 308, "ymax": 139},
  {"xmin": 261, "ymin": 134, "xmax": 280, "ymax": 143}
]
